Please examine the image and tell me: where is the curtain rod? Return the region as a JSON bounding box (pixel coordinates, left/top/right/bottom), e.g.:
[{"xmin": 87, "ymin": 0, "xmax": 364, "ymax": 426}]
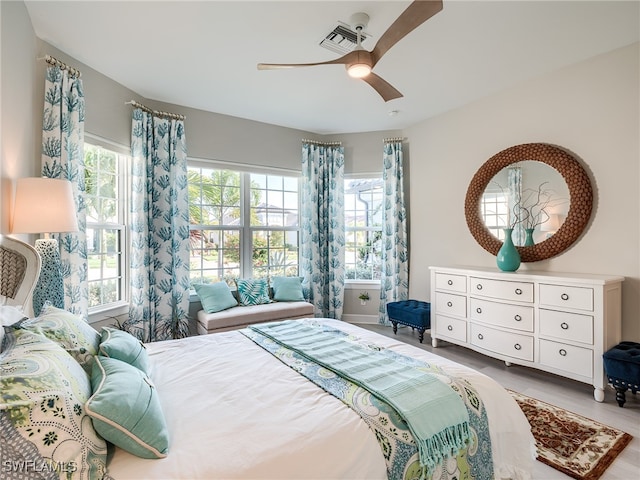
[
  {"xmin": 38, "ymin": 54, "xmax": 81, "ymax": 78},
  {"xmin": 302, "ymin": 139, "xmax": 342, "ymax": 146},
  {"xmin": 383, "ymin": 137, "xmax": 405, "ymax": 143},
  {"xmin": 125, "ymin": 100, "xmax": 186, "ymax": 121}
]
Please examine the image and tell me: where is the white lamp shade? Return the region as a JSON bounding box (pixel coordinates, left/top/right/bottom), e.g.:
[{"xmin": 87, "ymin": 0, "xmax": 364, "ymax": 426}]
[
  {"xmin": 541, "ymin": 213, "xmax": 563, "ymax": 232},
  {"xmin": 12, "ymin": 177, "xmax": 79, "ymax": 234}
]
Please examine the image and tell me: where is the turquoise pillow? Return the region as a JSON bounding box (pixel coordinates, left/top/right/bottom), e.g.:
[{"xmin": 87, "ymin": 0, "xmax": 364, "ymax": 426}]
[
  {"xmin": 99, "ymin": 326, "xmax": 150, "ymax": 375},
  {"xmin": 194, "ymin": 282, "xmax": 238, "ymax": 313},
  {"xmin": 271, "ymin": 276, "xmax": 305, "ymax": 302},
  {"xmin": 86, "ymin": 356, "xmax": 169, "ymax": 459},
  {"xmin": 235, "ymin": 278, "xmax": 271, "ymax": 306}
]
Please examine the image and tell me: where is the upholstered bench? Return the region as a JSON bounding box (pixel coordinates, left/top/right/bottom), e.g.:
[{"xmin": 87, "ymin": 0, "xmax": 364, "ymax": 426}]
[
  {"xmin": 603, "ymin": 341, "xmax": 640, "ymax": 407},
  {"xmin": 386, "ymin": 300, "xmax": 431, "ymax": 343}
]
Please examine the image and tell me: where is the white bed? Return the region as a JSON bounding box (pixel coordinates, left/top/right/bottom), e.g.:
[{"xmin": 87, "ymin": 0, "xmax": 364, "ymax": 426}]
[
  {"xmin": 1, "ymin": 236, "xmax": 534, "ymax": 480},
  {"xmin": 105, "ymin": 319, "xmax": 535, "ymax": 480}
]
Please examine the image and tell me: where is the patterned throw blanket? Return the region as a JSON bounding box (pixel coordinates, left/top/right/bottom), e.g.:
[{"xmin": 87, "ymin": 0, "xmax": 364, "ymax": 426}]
[{"xmin": 243, "ymin": 320, "xmax": 494, "ymax": 480}]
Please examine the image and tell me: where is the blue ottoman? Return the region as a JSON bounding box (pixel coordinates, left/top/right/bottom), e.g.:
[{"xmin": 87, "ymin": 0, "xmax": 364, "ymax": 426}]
[
  {"xmin": 603, "ymin": 342, "xmax": 640, "ymax": 407},
  {"xmin": 386, "ymin": 300, "xmax": 431, "ymax": 343}
]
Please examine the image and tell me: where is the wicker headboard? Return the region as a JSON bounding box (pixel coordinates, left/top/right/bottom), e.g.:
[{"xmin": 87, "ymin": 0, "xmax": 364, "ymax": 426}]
[{"xmin": 0, "ymin": 235, "xmax": 41, "ymax": 317}]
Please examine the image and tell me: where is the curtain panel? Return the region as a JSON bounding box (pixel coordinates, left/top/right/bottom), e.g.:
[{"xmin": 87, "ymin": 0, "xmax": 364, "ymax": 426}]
[
  {"xmin": 378, "ymin": 141, "xmax": 409, "ymax": 325},
  {"xmin": 127, "ymin": 109, "xmax": 190, "ymax": 342},
  {"xmin": 41, "ymin": 65, "xmax": 88, "ymax": 319},
  {"xmin": 300, "ymin": 143, "xmax": 345, "ymax": 319}
]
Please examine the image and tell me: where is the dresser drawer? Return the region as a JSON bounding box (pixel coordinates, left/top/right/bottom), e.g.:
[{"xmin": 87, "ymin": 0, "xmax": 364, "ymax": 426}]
[
  {"xmin": 435, "ymin": 292, "xmax": 467, "ymax": 318},
  {"xmin": 470, "ymin": 323, "xmax": 534, "ymax": 361},
  {"xmin": 470, "ymin": 298, "xmax": 533, "ymax": 332},
  {"xmin": 435, "ymin": 272, "xmax": 467, "ymax": 293},
  {"xmin": 539, "ymin": 309, "xmax": 594, "ymax": 345},
  {"xmin": 539, "ymin": 284, "xmax": 593, "ymax": 312},
  {"xmin": 470, "ymin": 277, "xmax": 534, "ymax": 303},
  {"xmin": 434, "ymin": 315, "xmax": 467, "ymax": 342},
  {"xmin": 539, "ymin": 339, "xmax": 592, "ymax": 378}
]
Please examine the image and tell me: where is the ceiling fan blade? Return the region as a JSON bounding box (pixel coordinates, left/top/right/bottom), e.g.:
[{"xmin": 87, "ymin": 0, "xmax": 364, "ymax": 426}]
[
  {"xmin": 361, "ymin": 73, "xmax": 403, "ymax": 102},
  {"xmin": 258, "ymin": 51, "xmax": 358, "ymax": 70},
  {"xmin": 371, "ymin": 0, "xmax": 443, "ymax": 67}
]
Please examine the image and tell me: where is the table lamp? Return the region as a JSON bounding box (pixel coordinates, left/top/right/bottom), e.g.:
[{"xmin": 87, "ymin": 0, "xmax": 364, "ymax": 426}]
[
  {"xmin": 541, "ymin": 213, "xmax": 563, "ymax": 239},
  {"xmin": 11, "ymin": 177, "xmax": 79, "ymax": 316}
]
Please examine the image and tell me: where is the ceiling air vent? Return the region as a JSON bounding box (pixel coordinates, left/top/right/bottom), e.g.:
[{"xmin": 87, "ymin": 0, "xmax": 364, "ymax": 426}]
[{"xmin": 319, "ymin": 23, "xmax": 369, "ymax": 55}]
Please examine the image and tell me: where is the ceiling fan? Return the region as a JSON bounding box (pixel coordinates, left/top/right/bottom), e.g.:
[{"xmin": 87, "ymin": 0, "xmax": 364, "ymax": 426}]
[{"xmin": 257, "ymin": 0, "xmax": 443, "ymax": 102}]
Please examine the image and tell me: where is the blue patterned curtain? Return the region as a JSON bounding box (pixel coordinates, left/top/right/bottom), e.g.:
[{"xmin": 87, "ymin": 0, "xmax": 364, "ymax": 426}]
[
  {"xmin": 127, "ymin": 108, "xmax": 190, "ymax": 342},
  {"xmin": 378, "ymin": 140, "xmax": 409, "ymax": 325},
  {"xmin": 41, "ymin": 65, "xmax": 88, "ymax": 319},
  {"xmin": 300, "ymin": 142, "xmax": 345, "ymax": 319},
  {"xmin": 508, "ymin": 167, "xmax": 524, "ymax": 245}
]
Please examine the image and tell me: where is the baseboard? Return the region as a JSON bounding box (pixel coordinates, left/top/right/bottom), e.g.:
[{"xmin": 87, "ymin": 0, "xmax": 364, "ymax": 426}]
[{"xmin": 342, "ymin": 314, "xmax": 378, "ymax": 325}]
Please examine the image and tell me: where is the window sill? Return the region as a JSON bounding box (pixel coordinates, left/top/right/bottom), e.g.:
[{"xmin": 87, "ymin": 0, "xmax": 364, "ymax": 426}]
[
  {"xmin": 344, "ymin": 281, "xmax": 381, "ymax": 290},
  {"xmin": 88, "ymin": 301, "xmax": 128, "ymax": 325}
]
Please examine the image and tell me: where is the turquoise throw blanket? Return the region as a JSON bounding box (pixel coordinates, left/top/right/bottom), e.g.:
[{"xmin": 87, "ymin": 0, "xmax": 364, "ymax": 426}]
[{"xmin": 250, "ymin": 321, "xmax": 471, "ymax": 476}]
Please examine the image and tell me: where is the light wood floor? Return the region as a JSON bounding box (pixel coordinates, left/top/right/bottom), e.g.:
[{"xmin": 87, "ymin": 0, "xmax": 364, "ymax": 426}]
[{"xmin": 358, "ymin": 324, "xmax": 640, "ymax": 480}]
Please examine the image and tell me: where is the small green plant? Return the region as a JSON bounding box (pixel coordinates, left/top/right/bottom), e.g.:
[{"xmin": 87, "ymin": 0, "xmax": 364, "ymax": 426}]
[{"xmin": 358, "ymin": 291, "xmax": 370, "ymax": 301}]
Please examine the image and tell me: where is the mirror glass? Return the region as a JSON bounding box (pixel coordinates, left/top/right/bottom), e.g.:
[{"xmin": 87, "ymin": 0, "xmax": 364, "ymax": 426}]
[
  {"xmin": 481, "ymin": 161, "xmax": 570, "ymax": 246},
  {"xmin": 465, "ymin": 143, "xmax": 593, "ymax": 263}
]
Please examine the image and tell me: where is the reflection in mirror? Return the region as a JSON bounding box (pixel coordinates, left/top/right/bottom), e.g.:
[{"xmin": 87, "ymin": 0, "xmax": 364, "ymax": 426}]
[{"xmin": 481, "ymin": 161, "xmax": 569, "ymax": 246}]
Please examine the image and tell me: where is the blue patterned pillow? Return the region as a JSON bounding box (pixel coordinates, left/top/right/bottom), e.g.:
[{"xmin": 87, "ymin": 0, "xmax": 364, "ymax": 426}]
[
  {"xmin": 235, "ymin": 278, "xmax": 271, "ymax": 306},
  {"xmin": 19, "ymin": 303, "xmax": 100, "ymax": 374},
  {"xmin": 0, "ymin": 328, "xmax": 107, "ymax": 478}
]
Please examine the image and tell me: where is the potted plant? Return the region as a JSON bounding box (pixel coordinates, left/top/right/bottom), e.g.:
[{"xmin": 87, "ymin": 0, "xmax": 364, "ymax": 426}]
[{"xmin": 358, "ymin": 292, "xmax": 370, "ymax": 305}]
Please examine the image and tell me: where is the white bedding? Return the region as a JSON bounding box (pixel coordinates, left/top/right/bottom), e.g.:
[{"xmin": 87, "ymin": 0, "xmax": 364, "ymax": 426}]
[{"xmin": 106, "ymin": 319, "xmax": 534, "ymax": 479}]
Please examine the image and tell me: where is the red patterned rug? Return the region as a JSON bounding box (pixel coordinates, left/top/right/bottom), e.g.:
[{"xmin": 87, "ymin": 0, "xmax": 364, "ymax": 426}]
[{"xmin": 510, "ymin": 390, "xmax": 632, "ymax": 480}]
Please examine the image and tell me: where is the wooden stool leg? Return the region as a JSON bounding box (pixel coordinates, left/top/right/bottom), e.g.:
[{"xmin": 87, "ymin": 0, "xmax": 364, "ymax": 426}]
[
  {"xmin": 418, "ymin": 328, "xmax": 425, "ymax": 344},
  {"xmin": 392, "ymin": 321, "xmax": 398, "ymax": 335},
  {"xmin": 614, "ymin": 386, "xmax": 627, "ymax": 407}
]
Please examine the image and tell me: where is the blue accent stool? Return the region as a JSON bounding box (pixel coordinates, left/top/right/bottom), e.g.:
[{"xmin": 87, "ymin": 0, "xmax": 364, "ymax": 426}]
[
  {"xmin": 386, "ymin": 300, "xmax": 431, "ymax": 343},
  {"xmin": 603, "ymin": 342, "xmax": 640, "ymax": 407}
]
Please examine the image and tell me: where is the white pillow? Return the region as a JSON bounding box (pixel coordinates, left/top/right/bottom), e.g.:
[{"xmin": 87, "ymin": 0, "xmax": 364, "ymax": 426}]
[{"xmin": 0, "ymin": 305, "xmax": 27, "ymax": 326}]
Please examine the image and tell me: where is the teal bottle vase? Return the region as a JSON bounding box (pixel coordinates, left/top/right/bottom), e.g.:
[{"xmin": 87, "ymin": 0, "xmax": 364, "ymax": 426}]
[
  {"xmin": 524, "ymin": 228, "xmax": 535, "ymax": 246},
  {"xmin": 496, "ymin": 228, "xmax": 521, "ymax": 272}
]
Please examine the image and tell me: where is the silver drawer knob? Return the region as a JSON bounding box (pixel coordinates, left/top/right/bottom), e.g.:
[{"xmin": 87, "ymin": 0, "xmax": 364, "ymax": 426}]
[
  {"xmin": 515, "ymin": 288, "xmax": 522, "ymax": 295},
  {"xmin": 447, "ymin": 325, "xmax": 453, "ymax": 331},
  {"xmin": 476, "ymin": 284, "xmax": 483, "ymax": 290},
  {"xmin": 561, "ymin": 293, "xmax": 569, "ymax": 301},
  {"xmin": 477, "ymin": 333, "xmax": 484, "ymax": 340},
  {"xmin": 447, "ymin": 301, "xmax": 453, "ymax": 307},
  {"xmin": 447, "ymin": 279, "xmax": 453, "ymax": 285},
  {"xmin": 559, "ymin": 349, "xmax": 567, "ymax": 356},
  {"xmin": 560, "ymin": 322, "xmax": 569, "ymax": 330},
  {"xmin": 476, "ymin": 307, "xmax": 482, "ymax": 314},
  {"xmin": 514, "ymin": 314, "xmax": 522, "ymax": 322},
  {"xmin": 514, "ymin": 343, "xmax": 522, "ymax": 351}
]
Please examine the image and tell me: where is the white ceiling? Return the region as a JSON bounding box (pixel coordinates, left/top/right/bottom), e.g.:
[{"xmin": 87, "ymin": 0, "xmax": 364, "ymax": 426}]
[{"xmin": 24, "ymin": 0, "xmax": 639, "ymax": 135}]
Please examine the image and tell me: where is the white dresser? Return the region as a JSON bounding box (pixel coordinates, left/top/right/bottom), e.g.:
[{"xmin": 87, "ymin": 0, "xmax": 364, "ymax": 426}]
[{"xmin": 429, "ymin": 266, "xmax": 623, "ymax": 401}]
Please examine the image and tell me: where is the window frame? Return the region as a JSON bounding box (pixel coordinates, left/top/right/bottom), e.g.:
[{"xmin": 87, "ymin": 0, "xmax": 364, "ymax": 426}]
[
  {"xmin": 187, "ymin": 159, "xmax": 301, "ymax": 287},
  {"xmin": 84, "ymin": 134, "xmax": 130, "ymax": 322},
  {"xmin": 344, "ymin": 175, "xmax": 384, "ymax": 284}
]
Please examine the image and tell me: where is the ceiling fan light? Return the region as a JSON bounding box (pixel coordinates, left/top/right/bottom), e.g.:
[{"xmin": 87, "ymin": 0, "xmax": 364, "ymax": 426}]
[{"xmin": 347, "ymin": 63, "xmax": 372, "ymax": 78}]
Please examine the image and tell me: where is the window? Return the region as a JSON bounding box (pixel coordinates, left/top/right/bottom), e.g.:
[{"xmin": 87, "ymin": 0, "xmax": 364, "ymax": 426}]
[
  {"xmin": 481, "ymin": 189, "xmax": 508, "ymax": 241},
  {"xmin": 84, "ymin": 142, "xmax": 127, "ymax": 309},
  {"xmin": 188, "ymin": 165, "xmax": 299, "ymax": 285},
  {"xmin": 344, "ymin": 178, "xmax": 383, "ymax": 281}
]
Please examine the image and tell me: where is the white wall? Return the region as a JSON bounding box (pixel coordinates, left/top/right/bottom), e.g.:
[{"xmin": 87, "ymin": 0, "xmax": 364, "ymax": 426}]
[
  {"xmin": 407, "ymin": 42, "xmax": 640, "ymax": 341},
  {"xmin": 0, "ymin": 0, "xmax": 40, "ymax": 236}
]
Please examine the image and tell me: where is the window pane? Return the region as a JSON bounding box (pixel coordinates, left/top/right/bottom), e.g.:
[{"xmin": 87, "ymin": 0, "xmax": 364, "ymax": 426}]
[
  {"xmin": 189, "ymin": 229, "xmax": 240, "ymax": 286},
  {"xmin": 344, "ymin": 178, "xmax": 383, "ymax": 280},
  {"xmin": 85, "ymin": 143, "xmax": 126, "ymax": 309}
]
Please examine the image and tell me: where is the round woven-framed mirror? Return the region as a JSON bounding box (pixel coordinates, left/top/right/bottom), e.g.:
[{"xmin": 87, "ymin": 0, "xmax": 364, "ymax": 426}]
[{"xmin": 464, "ymin": 143, "xmax": 593, "ymax": 262}]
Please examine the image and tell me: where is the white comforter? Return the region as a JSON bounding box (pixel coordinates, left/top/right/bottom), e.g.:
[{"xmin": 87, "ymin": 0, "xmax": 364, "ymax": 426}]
[{"xmin": 106, "ymin": 319, "xmax": 534, "ymax": 479}]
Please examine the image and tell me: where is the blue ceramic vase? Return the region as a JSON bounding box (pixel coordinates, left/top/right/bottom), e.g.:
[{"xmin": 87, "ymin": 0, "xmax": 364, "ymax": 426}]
[
  {"xmin": 524, "ymin": 228, "xmax": 535, "ymax": 246},
  {"xmin": 497, "ymin": 228, "xmax": 521, "ymax": 272}
]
